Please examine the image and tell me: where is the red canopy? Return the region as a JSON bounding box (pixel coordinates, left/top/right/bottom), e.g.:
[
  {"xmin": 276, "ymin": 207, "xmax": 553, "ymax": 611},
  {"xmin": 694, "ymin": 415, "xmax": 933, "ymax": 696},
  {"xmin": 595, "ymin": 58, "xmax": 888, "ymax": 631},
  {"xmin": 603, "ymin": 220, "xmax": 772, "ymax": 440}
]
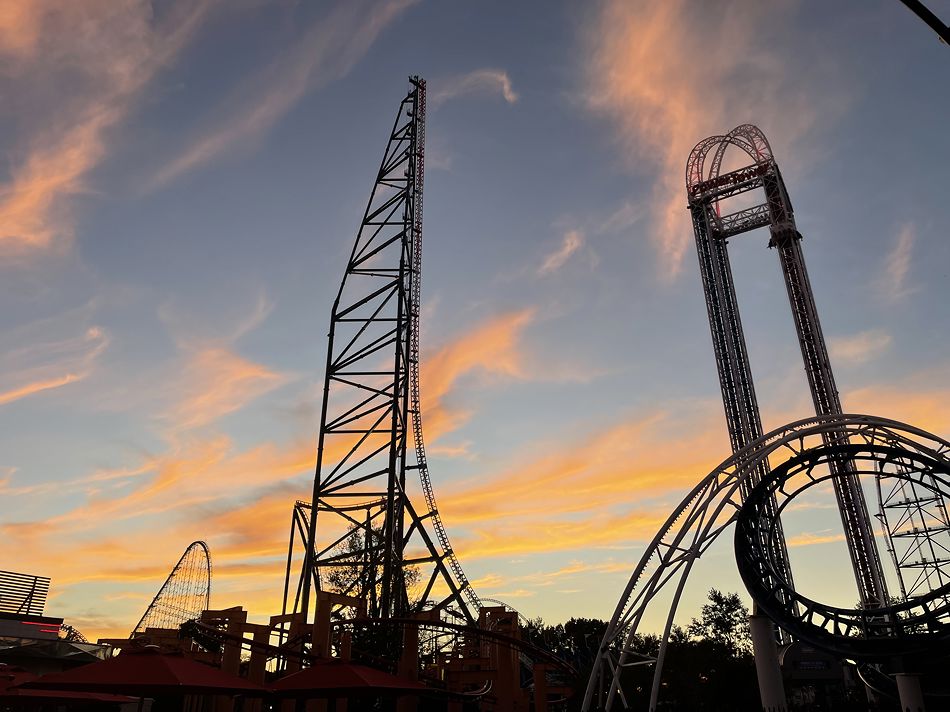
[
  {"xmin": 0, "ymin": 664, "xmax": 134, "ymax": 703},
  {"xmin": 271, "ymin": 659, "xmax": 428, "ymax": 698},
  {"xmin": 21, "ymin": 648, "xmax": 266, "ymax": 696}
]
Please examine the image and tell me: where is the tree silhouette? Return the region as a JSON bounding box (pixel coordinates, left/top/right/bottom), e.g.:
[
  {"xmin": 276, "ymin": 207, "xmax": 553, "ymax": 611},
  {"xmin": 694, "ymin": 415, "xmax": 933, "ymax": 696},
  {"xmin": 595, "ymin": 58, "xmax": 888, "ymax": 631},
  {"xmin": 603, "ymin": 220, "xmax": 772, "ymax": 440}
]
[
  {"xmin": 687, "ymin": 588, "xmax": 752, "ymax": 656},
  {"xmin": 323, "ymin": 523, "xmax": 421, "ymax": 614}
]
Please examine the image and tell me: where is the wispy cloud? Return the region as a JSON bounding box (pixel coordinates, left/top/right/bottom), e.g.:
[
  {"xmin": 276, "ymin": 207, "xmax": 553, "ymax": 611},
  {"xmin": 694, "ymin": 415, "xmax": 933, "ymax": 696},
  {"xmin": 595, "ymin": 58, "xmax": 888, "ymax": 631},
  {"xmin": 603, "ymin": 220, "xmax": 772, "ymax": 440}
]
[
  {"xmin": 583, "ymin": 0, "xmax": 850, "ymax": 280},
  {"xmin": 158, "ymin": 290, "xmax": 274, "ymax": 348},
  {"xmin": 787, "ymin": 531, "xmax": 846, "ymax": 547},
  {"xmin": 538, "ymin": 230, "xmax": 585, "ymax": 276},
  {"xmin": 149, "ymin": 0, "xmax": 417, "ymax": 188},
  {"xmin": 0, "ymin": 116, "xmax": 109, "ymax": 252},
  {"xmin": 598, "ymin": 200, "xmax": 645, "ymax": 235},
  {"xmin": 168, "ymin": 347, "xmax": 287, "ymax": 431},
  {"xmin": 484, "ymin": 588, "xmax": 535, "ymax": 599},
  {"xmin": 154, "ymin": 288, "xmax": 289, "ymax": 432},
  {"xmin": 421, "ymin": 309, "xmax": 535, "ymax": 441},
  {"xmin": 0, "ymin": 306, "xmax": 538, "ymax": 638},
  {"xmin": 0, "ymin": 325, "xmax": 108, "ymax": 407},
  {"xmin": 510, "ymin": 560, "xmax": 632, "ymax": 587},
  {"xmin": 435, "ymin": 403, "xmax": 731, "ymax": 562},
  {"xmin": 829, "ymin": 329, "xmax": 891, "ymax": 365},
  {"xmin": 0, "ymin": 0, "xmax": 216, "ymax": 253},
  {"xmin": 430, "ymin": 69, "xmax": 519, "ymax": 108},
  {"xmin": 473, "ymin": 560, "xmax": 635, "ymax": 602},
  {"xmin": 426, "ymin": 441, "xmax": 475, "ymax": 459},
  {"xmin": 0, "ymin": 296, "xmax": 307, "ymax": 629},
  {"xmin": 880, "ymin": 223, "xmax": 916, "ymax": 302},
  {"xmin": 845, "ymin": 368, "xmax": 950, "ymax": 437},
  {"xmin": 0, "ymin": 373, "xmax": 82, "ymax": 406}
]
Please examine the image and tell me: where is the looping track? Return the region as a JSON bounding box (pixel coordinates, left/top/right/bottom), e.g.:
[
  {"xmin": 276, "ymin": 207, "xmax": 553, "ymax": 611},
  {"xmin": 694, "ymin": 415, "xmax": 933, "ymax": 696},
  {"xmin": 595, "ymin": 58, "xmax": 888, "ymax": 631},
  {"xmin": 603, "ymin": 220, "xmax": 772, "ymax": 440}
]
[{"xmin": 582, "ymin": 414, "xmax": 950, "ymax": 711}]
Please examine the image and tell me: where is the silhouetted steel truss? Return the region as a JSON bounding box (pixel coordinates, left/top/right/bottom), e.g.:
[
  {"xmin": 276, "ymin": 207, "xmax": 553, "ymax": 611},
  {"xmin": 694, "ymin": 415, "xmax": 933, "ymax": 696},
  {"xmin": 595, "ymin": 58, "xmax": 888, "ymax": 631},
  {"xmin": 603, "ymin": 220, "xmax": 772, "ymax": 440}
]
[
  {"xmin": 898, "ymin": 0, "xmax": 950, "ymax": 45},
  {"xmin": 687, "ymin": 125, "xmax": 887, "ymax": 613},
  {"xmin": 132, "ymin": 540, "xmax": 212, "ymax": 637},
  {"xmin": 288, "ymin": 77, "xmax": 480, "ymax": 627},
  {"xmin": 582, "ymin": 415, "xmax": 950, "ymax": 711},
  {"xmin": 736, "ymin": 439, "xmax": 950, "ymax": 660},
  {"xmin": 875, "ymin": 456, "xmax": 950, "ymax": 600}
]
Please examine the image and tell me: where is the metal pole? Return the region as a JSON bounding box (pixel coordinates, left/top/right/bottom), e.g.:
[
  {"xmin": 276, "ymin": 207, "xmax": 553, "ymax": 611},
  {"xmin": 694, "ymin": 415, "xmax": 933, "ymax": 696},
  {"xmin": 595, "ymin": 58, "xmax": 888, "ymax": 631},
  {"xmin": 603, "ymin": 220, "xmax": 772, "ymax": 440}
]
[
  {"xmin": 750, "ymin": 614, "xmax": 788, "ymax": 712},
  {"xmin": 895, "ymin": 673, "xmax": 926, "ymax": 712}
]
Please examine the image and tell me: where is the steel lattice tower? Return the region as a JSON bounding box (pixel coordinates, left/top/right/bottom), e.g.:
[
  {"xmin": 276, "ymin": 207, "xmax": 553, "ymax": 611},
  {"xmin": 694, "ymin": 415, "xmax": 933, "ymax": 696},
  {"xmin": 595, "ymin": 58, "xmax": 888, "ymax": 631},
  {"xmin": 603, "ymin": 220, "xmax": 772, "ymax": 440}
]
[
  {"xmin": 687, "ymin": 125, "xmax": 888, "ymax": 611},
  {"xmin": 293, "ymin": 77, "xmax": 480, "ymax": 627}
]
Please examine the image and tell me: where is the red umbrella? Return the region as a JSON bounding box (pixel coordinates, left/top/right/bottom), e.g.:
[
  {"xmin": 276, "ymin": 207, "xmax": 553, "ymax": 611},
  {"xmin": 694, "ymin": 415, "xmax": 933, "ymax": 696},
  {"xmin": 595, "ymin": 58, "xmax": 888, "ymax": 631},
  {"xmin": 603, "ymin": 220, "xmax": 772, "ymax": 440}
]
[
  {"xmin": 21, "ymin": 648, "xmax": 266, "ymax": 696},
  {"xmin": 271, "ymin": 659, "xmax": 428, "ymax": 698},
  {"xmin": 0, "ymin": 664, "xmax": 134, "ymax": 704}
]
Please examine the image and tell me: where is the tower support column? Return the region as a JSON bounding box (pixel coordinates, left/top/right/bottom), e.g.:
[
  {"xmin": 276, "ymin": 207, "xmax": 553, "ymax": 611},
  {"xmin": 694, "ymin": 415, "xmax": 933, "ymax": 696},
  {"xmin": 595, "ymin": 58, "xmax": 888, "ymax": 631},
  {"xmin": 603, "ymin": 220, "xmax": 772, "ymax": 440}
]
[
  {"xmin": 749, "ymin": 614, "xmax": 787, "ymax": 712},
  {"xmin": 896, "ymin": 673, "xmax": 926, "ymax": 712}
]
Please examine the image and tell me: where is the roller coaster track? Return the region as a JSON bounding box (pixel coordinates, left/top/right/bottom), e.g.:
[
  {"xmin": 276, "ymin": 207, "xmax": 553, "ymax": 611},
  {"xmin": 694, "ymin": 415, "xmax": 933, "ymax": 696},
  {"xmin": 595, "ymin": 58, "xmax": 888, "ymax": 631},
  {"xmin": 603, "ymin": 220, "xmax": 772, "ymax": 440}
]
[
  {"xmin": 407, "ymin": 80, "xmax": 481, "ymax": 616},
  {"xmin": 182, "ymin": 616, "xmax": 576, "ymax": 681}
]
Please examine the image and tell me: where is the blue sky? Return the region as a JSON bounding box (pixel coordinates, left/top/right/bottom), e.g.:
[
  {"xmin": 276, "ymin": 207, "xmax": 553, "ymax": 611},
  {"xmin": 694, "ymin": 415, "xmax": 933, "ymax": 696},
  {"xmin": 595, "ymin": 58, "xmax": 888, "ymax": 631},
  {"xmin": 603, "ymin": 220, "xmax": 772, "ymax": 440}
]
[{"xmin": 0, "ymin": 0, "xmax": 948, "ymax": 639}]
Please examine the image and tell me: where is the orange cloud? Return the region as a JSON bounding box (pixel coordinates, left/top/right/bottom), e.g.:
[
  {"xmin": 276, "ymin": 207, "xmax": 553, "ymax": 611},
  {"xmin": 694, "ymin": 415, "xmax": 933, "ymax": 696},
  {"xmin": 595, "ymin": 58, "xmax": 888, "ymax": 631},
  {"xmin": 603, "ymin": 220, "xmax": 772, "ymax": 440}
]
[
  {"xmin": 0, "ymin": 1, "xmax": 214, "ymax": 251},
  {"xmin": 382, "ymin": 402, "xmax": 727, "ymax": 577},
  {"xmin": 418, "ymin": 371, "xmax": 950, "ymax": 596},
  {"xmin": 844, "ymin": 374, "xmax": 950, "ymax": 438},
  {"xmin": 440, "ymin": 405, "xmax": 725, "ymax": 526},
  {"xmin": 204, "ymin": 489, "xmax": 305, "ymax": 561},
  {"xmin": 829, "ymin": 329, "xmax": 891, "ymax": 365},
  {"xmin": 1, "ymin": 329, "xmax": 305, "ymax": 575},
  {"xmin": 787, "ymin": 532, "xmax": 846, "ymax": 547},
  {"xmin": 420, "ymin": 309, "xmax": 534, "ymax": 442},
  {"xmin": 0, "ymin": 444, "xmax": 313, "ymax": 639},
  {"xmin": 41, "ymin": 435, "xmax": 313, "ymax": 533},
  {"xmin": 0, "ymin": 325, "xmax": 108, "ymax": 406},
  {"xmin": 169, "ymin": 347, "xmax": 287, "ymax": 431},
  {"xmin": 0, "ymin": 373, "xmax": 82, "ymax": 405},
  {"xmin": 584, "ymin": 0, "xmax": 848, "ymax": 279},
  {"xmin": 453, "ymin": 508, "xmax": 672, "ymax": 561},
  {"xmin": 0, "ymin": 115, "xmax": 110, "ymax": 251},
  {"xmin": 14, "ymin": 310, "xmax": 543, "ymax": 638}
]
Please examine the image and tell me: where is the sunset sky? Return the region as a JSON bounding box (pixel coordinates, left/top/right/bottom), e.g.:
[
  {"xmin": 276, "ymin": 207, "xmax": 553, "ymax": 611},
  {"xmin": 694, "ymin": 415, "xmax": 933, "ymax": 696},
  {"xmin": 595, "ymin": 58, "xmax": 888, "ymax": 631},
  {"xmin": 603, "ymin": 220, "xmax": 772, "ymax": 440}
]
[{"xmin": 1, "ymin": 0, "xmax": 949, "ymax": 640}]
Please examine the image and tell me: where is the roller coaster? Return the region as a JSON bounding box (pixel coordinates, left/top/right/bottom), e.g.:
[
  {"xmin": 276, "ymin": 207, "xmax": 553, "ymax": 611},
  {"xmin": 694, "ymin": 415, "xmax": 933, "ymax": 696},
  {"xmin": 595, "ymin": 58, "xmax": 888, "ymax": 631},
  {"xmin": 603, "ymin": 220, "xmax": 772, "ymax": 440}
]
[{"xmin": 118, "ymin": 83, "xmax": 950, "ymax": 712}]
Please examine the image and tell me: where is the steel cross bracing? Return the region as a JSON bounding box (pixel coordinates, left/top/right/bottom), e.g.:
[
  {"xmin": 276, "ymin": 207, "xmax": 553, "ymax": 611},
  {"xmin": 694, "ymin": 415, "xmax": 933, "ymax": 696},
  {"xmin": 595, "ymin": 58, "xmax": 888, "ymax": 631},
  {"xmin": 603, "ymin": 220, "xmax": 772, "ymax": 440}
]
[
  {"xmin": 580, "ymin": 415, "xmax": 950, "ymax": 711},
  {"xmin": 297, "ymin": 77, "xmax": 480, "ymax": 627},
  {"xmin": 686, "ymin": 125, "xmax": 888, "ymax": 611},
  {"xmin": 875, "ymin": 457, "xmax": 950, "ymax": 600}
]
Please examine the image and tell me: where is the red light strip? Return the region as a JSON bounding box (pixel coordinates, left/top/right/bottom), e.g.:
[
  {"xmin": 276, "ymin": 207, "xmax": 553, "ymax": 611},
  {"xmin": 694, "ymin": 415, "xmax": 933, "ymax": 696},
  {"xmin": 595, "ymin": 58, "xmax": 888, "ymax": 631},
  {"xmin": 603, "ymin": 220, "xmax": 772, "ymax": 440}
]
[{"xmin": 20, "ymin": 620, "xmax": 61, "ymax": 633}]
